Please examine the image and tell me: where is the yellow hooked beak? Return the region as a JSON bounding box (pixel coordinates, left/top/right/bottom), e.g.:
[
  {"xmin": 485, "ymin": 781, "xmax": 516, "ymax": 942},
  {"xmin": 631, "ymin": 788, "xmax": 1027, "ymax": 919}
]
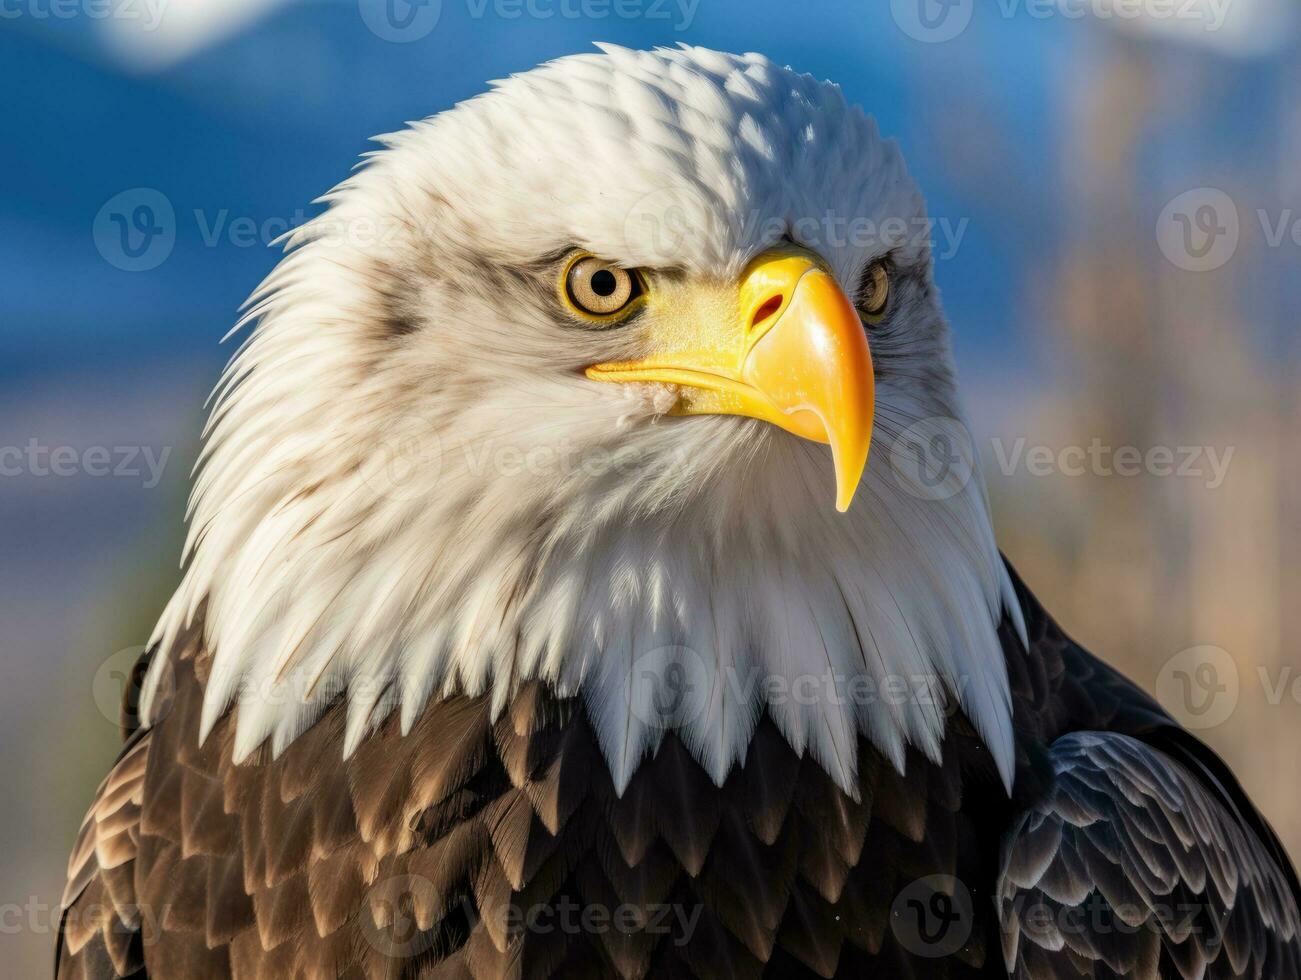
[{"xmin": 585, "ymin": 248, "xmax": 875, "ymax": 512}]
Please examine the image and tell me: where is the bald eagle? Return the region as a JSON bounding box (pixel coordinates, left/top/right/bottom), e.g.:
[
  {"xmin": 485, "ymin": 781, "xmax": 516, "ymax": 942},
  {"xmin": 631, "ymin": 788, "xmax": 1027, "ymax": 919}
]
[{"xmin": 58, "ymin": 45, "xmax": 1300, "ymax": 979}]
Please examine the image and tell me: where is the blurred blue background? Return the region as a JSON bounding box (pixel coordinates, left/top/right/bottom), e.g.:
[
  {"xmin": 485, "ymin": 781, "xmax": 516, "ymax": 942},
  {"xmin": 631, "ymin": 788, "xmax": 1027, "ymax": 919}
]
[{"xmin": 3, "ymin": 1, "xmax": 1299, "ymax": 972}]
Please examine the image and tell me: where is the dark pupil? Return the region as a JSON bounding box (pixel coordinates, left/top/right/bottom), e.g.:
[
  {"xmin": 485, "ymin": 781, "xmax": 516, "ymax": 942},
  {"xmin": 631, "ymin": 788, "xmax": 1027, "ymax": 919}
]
[{"xmin": 590, "ymin": 269, "xmax": 618, "ymax": 297}]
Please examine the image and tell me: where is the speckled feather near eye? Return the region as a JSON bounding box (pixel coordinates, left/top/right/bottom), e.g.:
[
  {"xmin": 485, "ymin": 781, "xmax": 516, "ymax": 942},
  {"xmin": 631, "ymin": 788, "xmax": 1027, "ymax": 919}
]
[{"xmin": 58, "ymin": 572, "xmax": 1299, "ymax": 979}]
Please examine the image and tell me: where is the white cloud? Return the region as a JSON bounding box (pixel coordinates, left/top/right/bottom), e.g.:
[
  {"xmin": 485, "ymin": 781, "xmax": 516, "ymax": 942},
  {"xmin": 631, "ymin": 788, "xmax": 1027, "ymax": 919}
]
[{"xmin": 96, "ymin": 0, "xmax": 296, "ymax": 72}]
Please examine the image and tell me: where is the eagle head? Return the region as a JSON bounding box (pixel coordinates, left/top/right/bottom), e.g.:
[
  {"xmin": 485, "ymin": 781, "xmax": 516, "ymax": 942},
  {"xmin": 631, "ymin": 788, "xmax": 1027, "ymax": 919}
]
[{"xmin": 143, "ymin": 44, "xmax": 1023, "ymax": 796}]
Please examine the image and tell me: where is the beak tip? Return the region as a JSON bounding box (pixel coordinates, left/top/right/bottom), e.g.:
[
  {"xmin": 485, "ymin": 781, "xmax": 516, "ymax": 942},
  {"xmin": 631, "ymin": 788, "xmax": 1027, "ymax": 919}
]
[{"xmin": 831, "ymin": 442, "xmax": 870, "ymax": 515}]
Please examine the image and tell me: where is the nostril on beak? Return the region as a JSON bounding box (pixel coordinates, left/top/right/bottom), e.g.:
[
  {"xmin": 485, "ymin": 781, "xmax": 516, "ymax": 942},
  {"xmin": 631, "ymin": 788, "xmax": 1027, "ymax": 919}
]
[{"xmin": 750, "ymin": 295, "xmax": 783, "ymax": 332}]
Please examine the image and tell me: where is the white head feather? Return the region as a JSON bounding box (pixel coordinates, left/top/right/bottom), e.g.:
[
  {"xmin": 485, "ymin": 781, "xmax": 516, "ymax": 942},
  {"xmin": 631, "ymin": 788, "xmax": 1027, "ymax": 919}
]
[{"xmin": 141, "ymin": 44, "xmax": 1025, "ymax": 795}]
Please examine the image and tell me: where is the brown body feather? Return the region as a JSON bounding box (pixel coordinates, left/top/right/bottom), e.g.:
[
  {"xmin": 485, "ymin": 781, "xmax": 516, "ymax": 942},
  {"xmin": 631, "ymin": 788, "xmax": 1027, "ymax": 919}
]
[{"xmin": 57, "ymin": 568, "xmax": 1301, "ymax": 978}]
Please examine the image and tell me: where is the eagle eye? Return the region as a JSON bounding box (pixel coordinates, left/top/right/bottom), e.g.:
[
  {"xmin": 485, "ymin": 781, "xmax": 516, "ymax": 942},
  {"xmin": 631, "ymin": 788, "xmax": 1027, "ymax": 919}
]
[
  {"xmin": 857, "ymin": 260, "xmax": 891, "ymax": 323},
  {"xmin": 562, "ymin": 254, "xmax": 644, "ymax": 321}
]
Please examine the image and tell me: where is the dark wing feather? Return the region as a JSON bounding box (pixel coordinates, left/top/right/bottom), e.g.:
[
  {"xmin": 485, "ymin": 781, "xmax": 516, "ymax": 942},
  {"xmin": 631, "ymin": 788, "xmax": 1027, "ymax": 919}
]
[
  {"xmin": 998, "ymin": 731, "xmax": 1301, "ymax": 979},
  {"xmin": 57, "ymin": 730, "xmax": 151, "ymax": 980}
]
